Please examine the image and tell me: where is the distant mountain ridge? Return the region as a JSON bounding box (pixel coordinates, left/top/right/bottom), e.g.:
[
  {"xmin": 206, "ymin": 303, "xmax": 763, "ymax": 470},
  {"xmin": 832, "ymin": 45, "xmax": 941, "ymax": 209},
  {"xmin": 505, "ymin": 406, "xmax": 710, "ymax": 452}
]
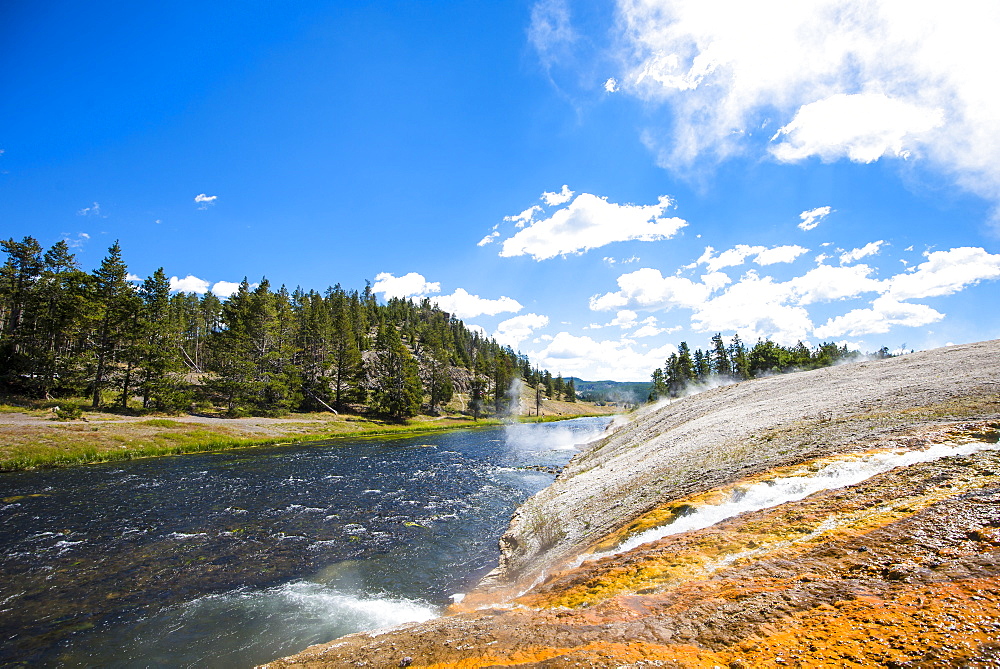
[{"xmin": 568, "ymin": 378, "xmax": 650, "ymax": 404}]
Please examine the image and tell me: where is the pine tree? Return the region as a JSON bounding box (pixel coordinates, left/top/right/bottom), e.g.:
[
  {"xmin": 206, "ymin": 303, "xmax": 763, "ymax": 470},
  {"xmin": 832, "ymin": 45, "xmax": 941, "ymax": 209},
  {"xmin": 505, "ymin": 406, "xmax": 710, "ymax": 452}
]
[
  {"xmin": 367, "ymin": 322, "xmax": 422, "ymax": 420},
  {"xmin": 649, "ymin": 367, "xmax": 668, "ymax": 401},
  {"xmin": 564, "ymin": 378, "xmax": 576, "ymax": 402},
  {"xmin": 90, "ymin": 242, "xmax": 139, "ymax": 409},
  {"xmin": 138, "ymin": 268, "xmax": 186, "ymax": 410},
  {"xmin": 729, "ymin": 334, "xmax": 750, "ymax": 380},
  {"xmin": 711, "ymin": 333, "xmax": 732, "ymax": 378},
  {"xmin": 0, "ymin": 236, "xmax": 44, "ymax": 387},
  {"xmin": 676, "ymin": 342, "xmax": 695, "ymax": 384}
]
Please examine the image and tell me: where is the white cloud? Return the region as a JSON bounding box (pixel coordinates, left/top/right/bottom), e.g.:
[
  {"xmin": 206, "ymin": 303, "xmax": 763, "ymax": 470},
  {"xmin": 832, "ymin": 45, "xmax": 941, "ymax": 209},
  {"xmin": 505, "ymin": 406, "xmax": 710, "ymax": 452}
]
[
  {"xmin": 126, "ymin": 273, "xmax": 142, "ymax": 282},
  {"xmin": 433, "ymin": 288, "xmax": 523, "ymax": 318},
  {"xmin": 696, "ymin": 244, "xmax": 806, "ymax": 271},
  {"xmin": 529, "ymin": 0, "xmax": 576, "ymax": 72},
  {"xmin": 815, "ymin": 295, "xmax": 944, "ymax": 337},
  {"xmin": 604, "ymin": 77, "xmax": 620, "ymax": 92},
  {"xmin": 590, "ymin": 267, "xmax": 725, "ymax": 311},
  {"xmin": 697, "ymin": 245, "xmax": 765, "ymax": 272},
  {"xmin": 465, "ymin": 323, "xmax": 488, "ymax": 338},
  {"xmin": 62, "ymin": 232, "xmax": 90, "ymax": 248},
  {"xmin": 787, "ymin": 264, "xmax": 884, "ymax": 305},
  {"xmin": 194, "ymin": 193, "xmax": 218, "ymax": 209},
  {"xmin": 594, "ymin": 241, "xmax": 1000, "ymax": 345},
  {"xmin": 170, "ymin": 275, "xmax": 211, "ymax": 293},
  {"xmin": 609, "ymin": 310, "xmax": 639, "ymax": 328},
  {"xmin": 372, "ymin": 272, "xmax": 441, "ymax": 299},
  {"xmin": 799, "ymin": 206, "xmax": 832, "ymax": 231},
  {"xmin": 477, "ymin": 231, "xmax": 500, "ymax": 246},
  {"xmin": 504, "ymin": 205, "xmax": 542, "ymax": 228},
  {"xmin": 886, "ymin": 247, "xmax": 1000, "ymax": 300},
  {"xmin": 689, "ymin": 271, "xmax": 812, "ymax": 345},
  {"xmin": 528, "ymin": 331, "xmax": 676, "ymax": 381},
  {"xmin": 771, "ymin": 93, "xmax": 944, "ymax": 163},
  {"xmin": 212, "ymin": 281, "xmax": 242, "ymax": 297},
  {"xmin": 613, "ymin": 0, "xmax": 1000, "ymax": 214},
  {"xmin": 541, "ymin": 184, "xmax": 575, "ymax": 207},
  {"xmin": 632, "ymin": 317, "xmax": 665, "ymax": 337},
  {"xmin": 500, "ymin": 192, "xmax": 686, "ymax": 260},
  {"xmin": 77, "ymin": 202, "xmax": 101, "ymax": 216},
  {"xmin": 493, "ymin": 313, "xmax": 550, "ymax": 348},
  {"xmin": 840, "ymin": 240, "xmax": 885, "ymax": 265},
  {"xmin": 754, "ymin": 245, "xmax": 809, "ymax": 266}
]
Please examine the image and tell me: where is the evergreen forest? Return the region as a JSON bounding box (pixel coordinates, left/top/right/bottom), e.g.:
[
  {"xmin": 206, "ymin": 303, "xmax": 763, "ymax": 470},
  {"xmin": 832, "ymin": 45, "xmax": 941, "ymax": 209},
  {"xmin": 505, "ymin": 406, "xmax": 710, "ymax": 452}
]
[
  {"xmin": 0, "ymin": 237, "xmax": 575, "ymax": 420},
  {"xmin": 648, "ymin": 333, "xmax": 894, "ymax": 400}
]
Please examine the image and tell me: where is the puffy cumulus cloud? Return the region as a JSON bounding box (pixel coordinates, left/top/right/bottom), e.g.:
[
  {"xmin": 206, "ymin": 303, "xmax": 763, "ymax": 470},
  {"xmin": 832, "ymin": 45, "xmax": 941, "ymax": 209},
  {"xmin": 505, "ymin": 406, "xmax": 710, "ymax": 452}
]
[
  {"xmin": 170, "ymin": 275, "xmax": 211, "ymax": 293},
  {"xmin": 886, "ymin": 247, "xmax": 1000, "ymax": 301},
  {"xmin": 632, "ymin": 316, "xmax": 665, "ymax": 337},
  {"xmin": 433, "ymin": 288, "xmax": 523, "ymax": 319},
  {"xmin": 604, "ymin": 77, "xmax": 620, "ymax": 92},
  {"xmin": 499, "ymin": 193, "xmax": 686, "ymax": 260},
  {"xmin": 528, "ymin": 331, "xmax": 677, "ymax": 381},
  {"xmin": 541, "ymin": 185, "xmax": 575, "ymax": 207},
  {"xmin": 840, "ymin": 240, "xmax": 885, "ymax": 265},
  {"xmin": 493, "ymin": 313, "xmax": 550, "ymax": 348},
  {"xmin": 590, "ymin": 267, "xmax": 726, "ymax": 311},
  {"xmin": 211, "ymin": 281, "xmax": 243, "ymax": 298},
  {"xmin": 787, "ymin": 264, "xmax": 885, "ymax": 305},
  {"xmin": 372, "ymin": 272, "xmax": 441, "ymax": 299},
  {"xmin": 609, "ymin": 310, "xmax": 639, "ymax": 328},
  {"xmin": 754, "ymin": 245, "xmax": 809, "ymax": 266},
  {"xmin": 690, "ymin": 271, "xmax": 812, "ymax": 344},
  {"xmin": 770, "ymin": 93, "xmax": 944, "ymax": 163},
  {"xmin": 814, "ymin": 295, "xmax": 944, "ymax": 337},
  {"xmin": 194, "ymin": 193, "xmax": 217, "ymax": 209},
  {"xmin": 799, "ymin": 206, "xmax": 832, "ymax": 231},
  {"xmin": 593, "ymin": 242, "xmax": 1000, "ymax": 344},
  {"xmin": 614, "ymin": 0, "xmax": 1000, "ymax": 213}
]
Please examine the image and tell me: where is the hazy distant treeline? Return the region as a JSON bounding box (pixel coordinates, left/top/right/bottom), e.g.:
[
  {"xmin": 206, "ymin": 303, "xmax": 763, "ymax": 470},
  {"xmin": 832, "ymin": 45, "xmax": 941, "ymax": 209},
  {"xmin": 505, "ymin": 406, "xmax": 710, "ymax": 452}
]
[{"xmin": 0, "ymin": 236, "xmax": 570, "ymax": 419}]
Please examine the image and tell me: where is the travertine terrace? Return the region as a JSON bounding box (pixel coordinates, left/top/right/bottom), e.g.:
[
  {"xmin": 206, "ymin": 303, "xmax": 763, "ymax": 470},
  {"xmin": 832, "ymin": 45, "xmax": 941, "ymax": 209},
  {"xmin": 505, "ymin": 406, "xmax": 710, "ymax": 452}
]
[{"xmin": 267, "ymin": 340, "xmax": 1000, "ymax": 667}]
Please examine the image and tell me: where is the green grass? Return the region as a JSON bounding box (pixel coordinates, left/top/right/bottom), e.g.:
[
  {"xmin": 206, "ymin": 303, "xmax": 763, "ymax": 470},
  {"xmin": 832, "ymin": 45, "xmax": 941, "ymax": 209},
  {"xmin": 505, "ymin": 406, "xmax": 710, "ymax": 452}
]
[
  {"xmin": 0, "ymin": 394, "xmax": 618, "ymax": 473},
  {"xmin": 0, "ymin": 416, "xmax": 512, "ymax": 472},
  {"xmin": 139, "ymin": 419, "xmax": 185, "ymax": 428}
]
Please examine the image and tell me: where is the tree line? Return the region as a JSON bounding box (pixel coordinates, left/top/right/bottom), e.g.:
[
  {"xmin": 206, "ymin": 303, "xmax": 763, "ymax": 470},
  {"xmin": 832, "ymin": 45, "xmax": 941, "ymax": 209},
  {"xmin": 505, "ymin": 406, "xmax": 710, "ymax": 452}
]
[
  {"xmin": 648, "ymin": 333, "xmax": 891, "ymax": 401},
  {"xmin": 0, "ymin": 236, "xmax": 572, "ymax": 419}
]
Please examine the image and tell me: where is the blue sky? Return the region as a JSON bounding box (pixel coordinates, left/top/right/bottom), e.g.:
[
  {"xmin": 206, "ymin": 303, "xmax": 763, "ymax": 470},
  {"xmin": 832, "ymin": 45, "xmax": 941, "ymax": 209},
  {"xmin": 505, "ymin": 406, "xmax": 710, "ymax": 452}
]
[{"xmin": 3, "ymin": 1, "xmax": 999, "ymax": 380}]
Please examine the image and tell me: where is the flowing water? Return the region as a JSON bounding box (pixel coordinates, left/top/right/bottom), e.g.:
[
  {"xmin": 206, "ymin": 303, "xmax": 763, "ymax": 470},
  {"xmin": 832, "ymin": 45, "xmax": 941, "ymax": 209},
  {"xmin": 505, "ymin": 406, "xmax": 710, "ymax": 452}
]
[
  {"xmin": 0, "ymin": 416, "xmax": 611, "ymax": 667},
  {"xmin": 607, "ymin": 439, "xmax": 1000, "ymax": 556}
]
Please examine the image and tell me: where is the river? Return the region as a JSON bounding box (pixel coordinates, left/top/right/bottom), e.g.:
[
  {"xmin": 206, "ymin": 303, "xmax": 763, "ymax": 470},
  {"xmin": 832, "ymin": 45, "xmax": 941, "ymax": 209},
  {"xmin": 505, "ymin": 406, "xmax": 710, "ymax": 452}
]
[{"xmin": 0, "ymin": 416, "xmax": 612, "ymax": 667}]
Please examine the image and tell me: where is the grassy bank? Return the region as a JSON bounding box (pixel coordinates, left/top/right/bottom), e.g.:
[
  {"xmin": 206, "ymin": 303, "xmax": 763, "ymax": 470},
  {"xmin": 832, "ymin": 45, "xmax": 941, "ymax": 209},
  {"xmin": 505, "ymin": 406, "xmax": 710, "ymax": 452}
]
[{"xmin": 0, "ymin": 402, "xmax": 618, "ymax": 472}]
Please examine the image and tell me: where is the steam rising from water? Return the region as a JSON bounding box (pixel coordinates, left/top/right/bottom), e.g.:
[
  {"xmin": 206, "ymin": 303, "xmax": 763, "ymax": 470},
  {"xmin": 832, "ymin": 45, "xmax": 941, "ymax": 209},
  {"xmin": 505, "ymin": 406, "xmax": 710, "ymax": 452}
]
[
  {"xmin": 606, "ymin": 440, "xmax": 1000, "ymax": 556},
  {"xmin": 502, "ymin": 419, "xmax": 609, "ymax": 453}
]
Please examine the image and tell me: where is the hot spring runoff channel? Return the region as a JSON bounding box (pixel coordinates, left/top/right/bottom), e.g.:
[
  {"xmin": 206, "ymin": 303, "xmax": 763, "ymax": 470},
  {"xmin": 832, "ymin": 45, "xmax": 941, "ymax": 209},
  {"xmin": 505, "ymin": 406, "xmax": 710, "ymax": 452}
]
[{"xmin": 0, "ymin": 416, "xmax": 611, "ymax": 667}]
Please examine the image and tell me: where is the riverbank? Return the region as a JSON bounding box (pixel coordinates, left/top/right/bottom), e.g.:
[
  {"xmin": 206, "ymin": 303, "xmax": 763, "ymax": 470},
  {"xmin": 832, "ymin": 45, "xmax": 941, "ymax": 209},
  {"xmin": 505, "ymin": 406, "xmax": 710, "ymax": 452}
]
[
  {"xmin": 266, "ymin": 339, "xmax": 1000, "ymax": 667},
  {"xmin": 0, "ymin": 401, "xmax": 617, "ymax": 472}
]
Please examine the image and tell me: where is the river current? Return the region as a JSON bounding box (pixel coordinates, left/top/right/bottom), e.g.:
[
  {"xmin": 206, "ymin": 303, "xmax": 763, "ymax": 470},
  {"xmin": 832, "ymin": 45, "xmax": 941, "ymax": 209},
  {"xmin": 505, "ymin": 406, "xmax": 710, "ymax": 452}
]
[{"xmin": 0, "ymin": 416, "xmax": 611, "ymax": 667}]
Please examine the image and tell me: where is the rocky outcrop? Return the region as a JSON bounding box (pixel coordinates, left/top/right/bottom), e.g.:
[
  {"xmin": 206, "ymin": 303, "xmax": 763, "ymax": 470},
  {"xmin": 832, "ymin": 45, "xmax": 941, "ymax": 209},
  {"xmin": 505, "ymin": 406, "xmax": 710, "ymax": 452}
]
[{"xmin": 266, "ymin": 340, "xmax": 1000, "ymax": 667}]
